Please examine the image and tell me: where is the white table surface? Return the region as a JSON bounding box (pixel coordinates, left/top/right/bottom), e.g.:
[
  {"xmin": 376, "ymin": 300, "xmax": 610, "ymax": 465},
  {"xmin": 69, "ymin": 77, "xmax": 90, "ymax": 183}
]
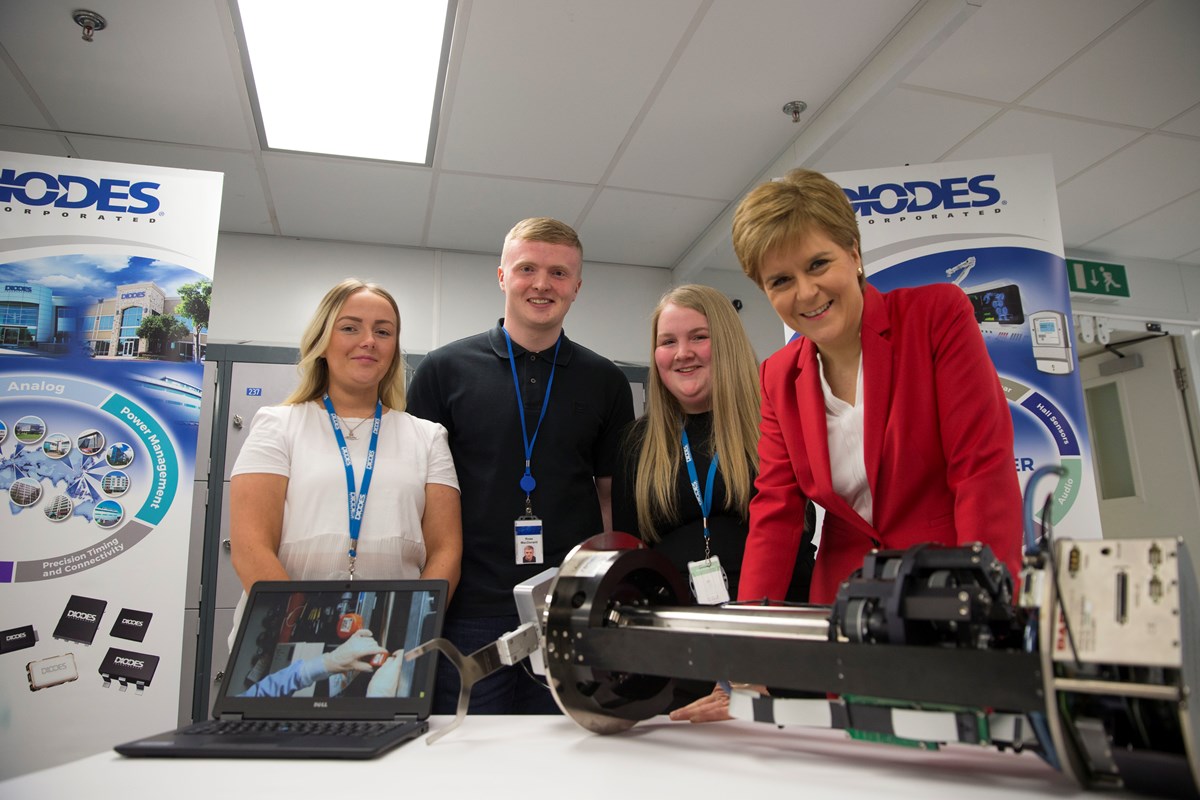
[{"xmin": 0, "ymin": 714, "xmax": 1102, "ymax": 799}]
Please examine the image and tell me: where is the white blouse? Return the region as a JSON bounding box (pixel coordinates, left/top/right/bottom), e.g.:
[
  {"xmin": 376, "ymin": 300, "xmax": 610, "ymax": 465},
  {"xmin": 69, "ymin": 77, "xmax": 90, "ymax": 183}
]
[
  {"xmin": 817, "ymin": 354, "xmax": 873, "ymax": 526},
  {"xmin": 226, "ymin": 401, "xmax": 458, "ymax": 647}
]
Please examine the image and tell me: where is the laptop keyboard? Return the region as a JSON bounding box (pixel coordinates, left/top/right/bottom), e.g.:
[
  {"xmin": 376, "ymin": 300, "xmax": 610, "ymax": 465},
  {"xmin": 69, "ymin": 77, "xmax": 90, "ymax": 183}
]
[{"xmin": 187, "ymin": 720, "xmax": 403, "ymax": 738}]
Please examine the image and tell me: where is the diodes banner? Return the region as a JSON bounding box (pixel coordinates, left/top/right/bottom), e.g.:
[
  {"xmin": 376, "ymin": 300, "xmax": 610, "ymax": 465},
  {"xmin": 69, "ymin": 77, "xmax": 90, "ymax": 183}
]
[
  {"xmin": 0, "ymin": 151, "xmax": 222, "ymax": 777},
  {"xmin": 826, "ymin": 154, "xmax": 1101, "ymax": 542}
]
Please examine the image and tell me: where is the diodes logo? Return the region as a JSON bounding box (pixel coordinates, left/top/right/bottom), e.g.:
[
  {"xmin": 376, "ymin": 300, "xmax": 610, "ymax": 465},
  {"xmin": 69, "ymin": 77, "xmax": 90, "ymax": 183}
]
[
  {"xmin": 844, "ymin": 175, "xmax": 1001, "ymax": 217},
  {"xmin": 0, "ymin": 167, "xmax": 161, "ymax": 214}
]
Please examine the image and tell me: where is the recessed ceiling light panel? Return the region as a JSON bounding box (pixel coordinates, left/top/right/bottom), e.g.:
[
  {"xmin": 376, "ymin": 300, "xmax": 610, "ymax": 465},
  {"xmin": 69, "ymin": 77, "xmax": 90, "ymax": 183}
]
[{"xmin": 233, "ymin": 0, "xmax": 455, "ymax": 165}]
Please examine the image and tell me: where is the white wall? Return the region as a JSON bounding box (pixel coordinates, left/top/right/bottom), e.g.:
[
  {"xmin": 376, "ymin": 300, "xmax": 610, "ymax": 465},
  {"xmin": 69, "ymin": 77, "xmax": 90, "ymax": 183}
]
[
  {"xmin": 209, "ymin": 233, "xmax": 671, "ymax": 363},
  {"xmin": 696, "ymin": 267, "xmax": 787, "ymax": 362},
  {"xmin": 210, "ymin": 234, "xmax": 437, "ymax": 349},
  {"xmin": 1068, "ymin": 249, "xmax": 1200, "ymax": 326},
  {"xmin": 1067, "ymin": 250, "xmax": 1200, "ymax": 396},
  {"xmin": 208, "ymin": 235, "xmax": 1200, "ymax": 378}
]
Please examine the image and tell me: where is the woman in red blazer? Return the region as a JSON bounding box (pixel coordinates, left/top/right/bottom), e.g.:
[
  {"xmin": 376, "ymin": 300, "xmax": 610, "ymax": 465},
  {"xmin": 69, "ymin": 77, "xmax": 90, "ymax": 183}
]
[
  {"xmin": 670, "ymin": 167, "xmax": 1022, "ymax": 724},
  {"xmin": 736, "ymin": 168, "xmax": 1023, "ymax": 605}
]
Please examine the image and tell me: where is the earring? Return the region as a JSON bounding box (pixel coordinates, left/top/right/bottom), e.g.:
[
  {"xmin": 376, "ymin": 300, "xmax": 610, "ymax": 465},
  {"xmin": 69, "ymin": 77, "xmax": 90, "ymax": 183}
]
[{"xmin": 857, "ymin": 267, "xmax": 863, "ymax": 276}]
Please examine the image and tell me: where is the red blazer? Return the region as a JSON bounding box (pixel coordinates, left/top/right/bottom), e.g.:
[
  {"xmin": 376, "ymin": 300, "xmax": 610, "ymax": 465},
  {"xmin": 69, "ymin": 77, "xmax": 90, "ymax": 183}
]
[{"xmin": 739, "ymin": 282, "xmax": 1022, "ymax": 604}]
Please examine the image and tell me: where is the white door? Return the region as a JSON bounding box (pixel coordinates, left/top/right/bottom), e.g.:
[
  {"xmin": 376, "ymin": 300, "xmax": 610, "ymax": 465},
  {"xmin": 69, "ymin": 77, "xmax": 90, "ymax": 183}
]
[{"xmin": 1080, "ymin": 334, "xmax": 1200, "ymax": 584}]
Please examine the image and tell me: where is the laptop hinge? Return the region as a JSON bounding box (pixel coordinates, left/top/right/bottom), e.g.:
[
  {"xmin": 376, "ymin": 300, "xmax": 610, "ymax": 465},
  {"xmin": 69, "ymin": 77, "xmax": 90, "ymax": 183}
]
[{"xmin": 219, "ymin": 713, "xmax": 243, "ymax": 721}]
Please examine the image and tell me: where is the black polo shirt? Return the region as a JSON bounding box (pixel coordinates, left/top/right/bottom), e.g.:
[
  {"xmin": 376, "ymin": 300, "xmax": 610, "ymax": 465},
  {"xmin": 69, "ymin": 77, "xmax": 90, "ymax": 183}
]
[{"xmin": 407, "ymin": 323, "xmax": 635, "ymax": 617}]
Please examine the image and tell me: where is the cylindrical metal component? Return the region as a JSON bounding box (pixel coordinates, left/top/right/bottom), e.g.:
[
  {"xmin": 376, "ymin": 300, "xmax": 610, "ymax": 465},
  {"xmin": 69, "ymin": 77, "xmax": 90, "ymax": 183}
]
[
  {"xmin": 1053, "ymin": 678, "xmax": 1181, "ymax": 702},
  {"xmin": 612, "ymin": 604, "xmax": 831, "ymax": 641}
]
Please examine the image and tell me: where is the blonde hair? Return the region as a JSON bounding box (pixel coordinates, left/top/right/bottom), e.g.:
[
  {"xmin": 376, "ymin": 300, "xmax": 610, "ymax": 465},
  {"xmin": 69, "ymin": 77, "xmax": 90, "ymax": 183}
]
[
  {"xmin": 732, "ymin": 168, "xmax": 862, "ymax": 287},
  {"xmin": 283, "ymin": 279, "xmax": 406, "ymax": 410},
  {"xmin": 503, "ymin": 217, "xmax": 583, "ymax": 261},
  {"xmin": 634, "ymin": 285, "xmax": 760, "ymax": 541}
]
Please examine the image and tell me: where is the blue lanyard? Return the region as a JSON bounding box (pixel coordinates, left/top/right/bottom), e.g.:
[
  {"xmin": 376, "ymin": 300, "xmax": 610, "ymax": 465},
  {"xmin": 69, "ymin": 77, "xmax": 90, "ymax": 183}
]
[
  {"xmin": 682, "ymin": 426, "xmax": 719, "ymax": 551},
  {"xmin": 322, "ymin": 394, "xmax": 382, "ymax": 579},
  {"xmin": 503, "ymin": 328, "xmax": 562, "ymax": 513}
]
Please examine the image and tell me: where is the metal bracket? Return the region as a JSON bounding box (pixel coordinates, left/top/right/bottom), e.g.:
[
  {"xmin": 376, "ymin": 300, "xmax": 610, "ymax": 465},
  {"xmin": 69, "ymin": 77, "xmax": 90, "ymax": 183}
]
[{"xmin": 405, "ymin": 622, "xmax": 540, "ymax": 744}]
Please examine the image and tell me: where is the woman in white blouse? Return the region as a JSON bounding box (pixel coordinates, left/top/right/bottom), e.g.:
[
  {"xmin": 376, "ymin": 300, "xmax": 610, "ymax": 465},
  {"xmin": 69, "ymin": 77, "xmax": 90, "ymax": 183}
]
[{"xmin": 229, "ymin": 279, "xmax": 461, "ymax": 640}]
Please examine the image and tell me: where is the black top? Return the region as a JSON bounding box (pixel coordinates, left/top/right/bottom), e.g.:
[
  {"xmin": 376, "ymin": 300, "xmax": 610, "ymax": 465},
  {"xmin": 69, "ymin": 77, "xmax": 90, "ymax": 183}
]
[
  {"xmin": 612, "ymin": 412, "xmax": 814, "ymax": 603},
  {"xmin": 407, "ymin": 324, "xmax": 635, "ymax": 617}
]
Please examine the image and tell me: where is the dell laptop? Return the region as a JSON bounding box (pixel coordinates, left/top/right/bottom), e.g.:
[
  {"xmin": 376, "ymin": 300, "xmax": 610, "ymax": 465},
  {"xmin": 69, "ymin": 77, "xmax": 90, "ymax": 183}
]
[{"xmin": 116, "ymin": 579, "xmax": 446, "ymax": 759}]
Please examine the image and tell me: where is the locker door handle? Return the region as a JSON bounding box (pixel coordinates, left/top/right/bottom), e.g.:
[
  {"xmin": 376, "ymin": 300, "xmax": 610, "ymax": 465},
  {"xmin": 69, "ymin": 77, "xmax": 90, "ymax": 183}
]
[
  {"xmin": 222, "ymin": 539, "xmax": 231, "ymax": 552},
  {"xmin": 232, "ymin": 414, "xmax": 243, "ymax": 429}
]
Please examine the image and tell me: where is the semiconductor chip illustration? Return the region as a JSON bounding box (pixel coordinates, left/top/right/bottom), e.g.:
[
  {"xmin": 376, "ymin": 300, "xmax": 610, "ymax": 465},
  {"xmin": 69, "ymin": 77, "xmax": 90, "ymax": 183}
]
[
  {"xmin": 1, "ymin": 625, "xmax": 38, "ymax": 655},
  {"xmin": 27, "ymin": 653, "xmax": 79, "ymax": 691},
  {"xmin": 53, "ymin": 595, "xmax": 108, "ymax": 645},
  {"xmin": 110, "ymin": 609, "xmax": 153, "ymax": 642},
  {"xmin": 99, "ymin": 647, "xmax": 160, "ymax": 694}
]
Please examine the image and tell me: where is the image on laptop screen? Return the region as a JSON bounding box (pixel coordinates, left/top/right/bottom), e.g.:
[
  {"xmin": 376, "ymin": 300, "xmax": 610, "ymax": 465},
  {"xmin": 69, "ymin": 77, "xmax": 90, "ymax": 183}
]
[{"xmin": 223, "ymin": 585, "xmax": 441, "ymax": 706}]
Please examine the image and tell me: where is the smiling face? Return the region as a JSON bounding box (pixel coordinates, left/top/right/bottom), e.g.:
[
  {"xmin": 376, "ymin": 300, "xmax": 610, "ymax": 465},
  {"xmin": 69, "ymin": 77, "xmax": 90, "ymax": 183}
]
[
  {"xmin": 759, "ymin": 228, "xmax": 864, "ymax": 358},
  {"xmin": 654, "ymin": 302, "xmax": 713, "ymax": 414},
  {"xmin": 321, "ymin": 289, "xmax": 398, "ymax": 402},
  {"xmin": 497, "ymin": 238, "xmax": 582, "ymax": 347}
]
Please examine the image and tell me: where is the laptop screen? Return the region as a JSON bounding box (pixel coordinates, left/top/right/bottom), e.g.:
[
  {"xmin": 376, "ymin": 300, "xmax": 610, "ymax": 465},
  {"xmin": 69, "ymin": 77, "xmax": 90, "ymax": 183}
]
[{"xmin": 215, "ymin": 580, "xmax": 446, "ymax": 721}]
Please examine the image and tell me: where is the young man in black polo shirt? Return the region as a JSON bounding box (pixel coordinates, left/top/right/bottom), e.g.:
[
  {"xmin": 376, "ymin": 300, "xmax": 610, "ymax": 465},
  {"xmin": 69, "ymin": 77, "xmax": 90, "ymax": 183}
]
[{"xmin": 407, "ymin": 217, "xmax": 635, "ymax": 714}]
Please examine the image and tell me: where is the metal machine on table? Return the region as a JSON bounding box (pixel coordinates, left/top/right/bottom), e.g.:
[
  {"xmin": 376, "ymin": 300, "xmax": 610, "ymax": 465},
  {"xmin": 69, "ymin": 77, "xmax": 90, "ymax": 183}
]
[{"xmin": 412, "ymin": 521, "xmax": 1198, "ymax": 797}]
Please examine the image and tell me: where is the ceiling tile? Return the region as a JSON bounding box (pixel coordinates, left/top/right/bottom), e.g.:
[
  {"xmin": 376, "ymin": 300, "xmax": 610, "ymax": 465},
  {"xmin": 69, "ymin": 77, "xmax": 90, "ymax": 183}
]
[
  {"xmin": 609, "ymin": 0, "xmax": 917, "ymax": 200},
  {"xmin": 679, "ymin": 238, "xmax": 740, "ymax": 277},
  {"xmin": 425, "ymin": 173, "xmax": 593, "ymax": 254},
  {"xmin": 68, "ymin": 136, "xmax": 273, "ymax": 236},
  {"xmin": 581, "ymin": 189, "xmax": 727, "ymax": 267},
  {"xmin": 949, "ymin": 109, "xmax": 1141, "ymax": 182},
  {"xmin": 1163, "ymin": 105, "xmax": 1200, "ymax": 138},
  {"xmin": 1057, "ymin": 134, "xmax": 1200, "ymax": 246},
  {"xmin": 440, "ymin": 0, "xmax": 702, "ymax": 184},
  {"xmin": 812, "ymin": 88, "xmax": 999, "ymax": 174},
  {"xmin": 0, "ymin": 0, "xmax": 253, "ymax": 149},
  {"xmin": 1022, "ymin": 0, "xmax": 1200, "ymax": 127},
  {"xmin": 1087, "ymin": 191, "xmax": 1200, "ymax": 265},
  {"xmin": 0, "ymin": 61, "xmax": 49, "ymax": 128},
  {"xmin": 905, "ymin": 0, "xmax": 1139, "ymax": 102},
  {"xmin": 263, "ymin": 154, "xmax": 433, "ymax": 247},
  {"xmin": 1, "ymin": 2, "xmax": 1195, "ymax": 285},
  {"xmin": 0, "ymin": 128, "xmax": 73, "ymax": 159}
]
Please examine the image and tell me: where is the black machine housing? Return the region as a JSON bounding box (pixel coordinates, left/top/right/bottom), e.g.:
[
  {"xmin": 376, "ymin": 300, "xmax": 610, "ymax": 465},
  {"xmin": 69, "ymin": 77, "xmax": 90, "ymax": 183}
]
[{"xmin": 534, "ymin": 533, "xmax": 1199, "ymax": 798}]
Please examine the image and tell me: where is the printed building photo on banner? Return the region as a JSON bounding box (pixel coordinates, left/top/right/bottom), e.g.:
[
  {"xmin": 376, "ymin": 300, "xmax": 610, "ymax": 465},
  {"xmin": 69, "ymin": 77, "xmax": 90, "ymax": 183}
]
[
  {"xmin": 0, "ymin": 260, "xmax": 209, "ymax": 362},
  {"xmin": 828, "ymin": 154, "xmax": 1101, "ymax": 542},
  {"xmin": 0, "ymin": 150, "xmax": 222, "ymax": 777}
]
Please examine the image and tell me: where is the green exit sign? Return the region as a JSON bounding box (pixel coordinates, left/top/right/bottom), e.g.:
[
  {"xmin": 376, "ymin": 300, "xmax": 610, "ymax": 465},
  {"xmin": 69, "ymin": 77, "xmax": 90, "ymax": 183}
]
[{"xmin": 1068, "ymin": 259, "xmax": 1130, "ymax": 298}]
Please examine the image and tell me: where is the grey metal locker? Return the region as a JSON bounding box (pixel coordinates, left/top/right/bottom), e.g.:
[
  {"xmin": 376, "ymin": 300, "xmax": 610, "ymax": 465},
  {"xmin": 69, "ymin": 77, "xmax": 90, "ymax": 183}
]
[{"xmin": 188, "ymin": 342, "xmax": 300, "ymax": 720}]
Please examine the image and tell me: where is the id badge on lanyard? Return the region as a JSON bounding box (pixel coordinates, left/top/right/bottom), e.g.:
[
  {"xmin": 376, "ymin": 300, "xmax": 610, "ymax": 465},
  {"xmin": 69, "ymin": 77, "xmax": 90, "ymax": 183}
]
[
  {"xmin": 688, "ymin": 556, "xmax": 729, "ymax": 605},
  {"xmin": 682, "ymin": 426, "xmax": 729, "ymax": 604},
  {"xmin": 504, "ymin": 328, "xmax": 561, "ymax": 566},
  {"xmin": 322, "ymin": 395, "xmax": 382, "ymax": 580},
  {"xmin": 515, "ymin": 517, "xmax": 544, "ymax": 565}
]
